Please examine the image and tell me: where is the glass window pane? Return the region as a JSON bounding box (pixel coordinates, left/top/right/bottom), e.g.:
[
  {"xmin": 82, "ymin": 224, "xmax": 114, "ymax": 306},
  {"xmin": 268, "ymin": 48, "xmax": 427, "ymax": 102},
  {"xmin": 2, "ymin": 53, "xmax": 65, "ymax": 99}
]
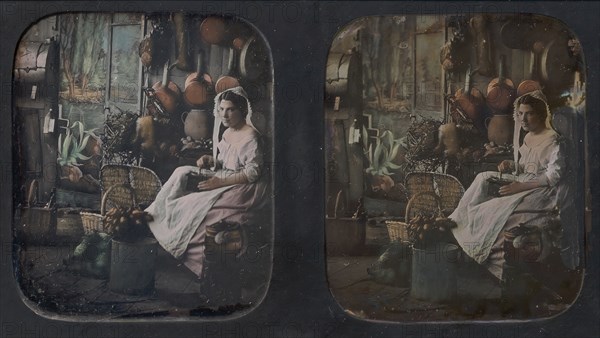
[{"xmin": 109, "ymin": 24, "xmax": 141, "ymax": 105}]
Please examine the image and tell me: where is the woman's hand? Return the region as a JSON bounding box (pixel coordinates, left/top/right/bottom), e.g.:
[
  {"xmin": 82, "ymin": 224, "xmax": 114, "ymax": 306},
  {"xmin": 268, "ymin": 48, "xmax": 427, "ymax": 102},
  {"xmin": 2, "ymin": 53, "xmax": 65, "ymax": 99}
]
[
  {"xmin": 198, "ymin": 177, "xmax": 224, "ymax": 191},
  {"xmin": 196, "ymin": 155, "xmax": 214, "ymax": 168},
  {"xmin": 497, "ymin": 160, "xmax": 514, "ymax": 173}
]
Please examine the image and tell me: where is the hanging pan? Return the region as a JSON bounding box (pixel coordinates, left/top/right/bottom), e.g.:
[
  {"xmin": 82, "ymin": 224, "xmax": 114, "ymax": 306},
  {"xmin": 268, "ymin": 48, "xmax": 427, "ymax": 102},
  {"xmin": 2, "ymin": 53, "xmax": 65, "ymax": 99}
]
[
  {"xmin": 486, "ymin": 55, "xmax": 515, "ymax": 114},
  {"xmin": 239, "ymin": 35, "xmax": 270, "ymax": 81},
  {"xmin": 215, "ymin": 48, "xmax": 241, "ymax": 94},
  {"xmin": 539, "ymin": 39, "xmax": 578, "ymax": 91},
  {"xmin": 183, "ymin": 52, "xmax": 213, "ymax": 107}
]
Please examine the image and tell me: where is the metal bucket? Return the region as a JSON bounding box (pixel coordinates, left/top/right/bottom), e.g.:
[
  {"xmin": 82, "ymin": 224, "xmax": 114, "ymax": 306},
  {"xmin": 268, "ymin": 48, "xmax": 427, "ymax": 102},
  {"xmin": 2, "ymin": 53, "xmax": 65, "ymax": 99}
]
[
  {"xmin": 109, "ymin": 237, "xmax": 158, "ymax": 295},
  {"xmin": 410, "ymin": 243, "xmax": 460, "ymax": 302}
]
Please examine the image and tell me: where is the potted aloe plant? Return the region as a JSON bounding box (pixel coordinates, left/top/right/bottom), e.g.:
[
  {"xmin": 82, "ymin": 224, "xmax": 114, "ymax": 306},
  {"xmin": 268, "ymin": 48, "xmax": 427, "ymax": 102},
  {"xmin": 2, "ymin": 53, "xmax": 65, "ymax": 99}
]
[
  {"xmin": 362, "ymin": 128, "xmax": 408, "ymax": 217},
  {"xmin": 57, "ymin": 121, "xmax": 98, "ymax": 182},
  {"xmin": 57, "ymin": 120, "xmax": 102, "ymax": 205}
]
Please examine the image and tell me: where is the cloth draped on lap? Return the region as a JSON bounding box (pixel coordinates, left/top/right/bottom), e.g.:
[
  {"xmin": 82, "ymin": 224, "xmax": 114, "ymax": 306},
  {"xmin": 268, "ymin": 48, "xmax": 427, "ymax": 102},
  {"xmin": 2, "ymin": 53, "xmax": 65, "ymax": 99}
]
[
  {"xmin": 450, "ymin": 171, "xmax": 557, "ymax": 266},
  {"xmin": 145, "ymin": 166, "xmax": 234, "ymax": 258}
]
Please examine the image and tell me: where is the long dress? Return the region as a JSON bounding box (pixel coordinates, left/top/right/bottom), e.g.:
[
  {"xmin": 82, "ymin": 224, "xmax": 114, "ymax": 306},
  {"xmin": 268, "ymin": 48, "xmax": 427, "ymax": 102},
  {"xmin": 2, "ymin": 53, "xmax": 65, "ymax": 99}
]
[
  {"xmin": 145, "ymin": 129, "xmax": 269, "ymax": 277},
  {"xmin": 449, "ymin": 129, "xmax": 566, "ymax": 279}
]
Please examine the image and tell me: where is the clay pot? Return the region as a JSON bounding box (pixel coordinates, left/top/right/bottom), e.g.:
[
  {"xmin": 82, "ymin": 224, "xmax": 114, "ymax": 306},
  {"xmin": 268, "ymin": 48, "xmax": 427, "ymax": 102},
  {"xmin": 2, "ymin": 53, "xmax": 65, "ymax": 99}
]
[
  {"xmin": 370, "ymin": 174, "xmax": 395, "ymax": 193},
  {"xmin": 61, "ymin": 165, "xmax": 83, "ymax": 182},
  {"xmin": 181, "ymin": 109, "xmax": 212, "ymax": 140},
  {"xmin": 486, "ymin": 115, "xmax": 514, "ymax": 145}
]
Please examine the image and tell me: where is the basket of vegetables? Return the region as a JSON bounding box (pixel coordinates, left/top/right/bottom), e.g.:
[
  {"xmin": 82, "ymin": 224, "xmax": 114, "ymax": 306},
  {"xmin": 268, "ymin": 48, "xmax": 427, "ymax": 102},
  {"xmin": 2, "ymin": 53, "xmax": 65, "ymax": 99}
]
[
  {"xmin": 80, "ymin": 183, "xmax": 153, "ymax": 238},
  {"xmin": 80, "ymin": 183, "xmax": 134, "ymax": 235},
  {"xmin": 406, "ymin": 212, "xmax": 458, "ymax": 247},
  {"xmin": 405, "ymin": 192, "xmax": 457, "ymax": 246},
  {"xmin": 103, "ymin": 206, "xmax": 153, "ymax": 242},
  {"xmin": 386, "ymin": 191, "xmax": 457, "ymax": 245}
]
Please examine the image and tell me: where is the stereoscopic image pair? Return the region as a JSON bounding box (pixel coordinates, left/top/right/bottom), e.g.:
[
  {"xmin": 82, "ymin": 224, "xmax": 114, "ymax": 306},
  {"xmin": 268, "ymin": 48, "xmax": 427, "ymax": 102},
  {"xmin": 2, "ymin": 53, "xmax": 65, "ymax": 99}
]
[{"xmin": 13, "ymin": 12, "xmax": 586, "ymax": 322}]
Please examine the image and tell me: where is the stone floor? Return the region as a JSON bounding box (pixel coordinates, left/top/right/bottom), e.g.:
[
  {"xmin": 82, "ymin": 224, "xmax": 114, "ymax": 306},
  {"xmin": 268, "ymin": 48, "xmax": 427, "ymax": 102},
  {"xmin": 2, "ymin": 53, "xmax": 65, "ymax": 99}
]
[
  {"xmin": 14, "ymin": 208, "xmax": 266, "ymax": 319},
  {"xmin": 17, "ymin": 244, "xmax": 235, "ymax": 319},
  {"xmin": 15, "ymin": 213, "xmax": 578, "ymax": 322},
  {"xmin": 326, "ymin": 222, "xmax": 578, "ymax": 322}
]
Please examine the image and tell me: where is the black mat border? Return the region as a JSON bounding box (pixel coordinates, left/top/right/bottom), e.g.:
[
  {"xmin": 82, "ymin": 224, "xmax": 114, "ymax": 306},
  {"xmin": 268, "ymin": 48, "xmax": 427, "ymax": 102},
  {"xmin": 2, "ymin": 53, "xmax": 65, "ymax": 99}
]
[{"xmin": 1, "ymin": 1, "xmax": 598, "ymax": 337}]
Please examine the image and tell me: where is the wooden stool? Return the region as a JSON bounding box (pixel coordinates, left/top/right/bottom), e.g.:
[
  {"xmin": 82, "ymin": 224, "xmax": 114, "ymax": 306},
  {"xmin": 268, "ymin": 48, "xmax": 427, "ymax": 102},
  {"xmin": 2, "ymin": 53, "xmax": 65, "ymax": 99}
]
[{"xmin": 200, "ymin": 221, "xmax": 270, "ymax": 308}]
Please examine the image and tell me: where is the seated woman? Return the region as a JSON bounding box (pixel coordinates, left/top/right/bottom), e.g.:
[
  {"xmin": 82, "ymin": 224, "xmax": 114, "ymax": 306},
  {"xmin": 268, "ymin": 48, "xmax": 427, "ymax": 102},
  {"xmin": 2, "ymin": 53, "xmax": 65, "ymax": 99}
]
[
  {"xmin": 145, "ymin": 86, "xmax": 269, "ymax": 278},
  {"xmin": 449, "ymin": 90, "xmax": 568, "ymax": 281}
]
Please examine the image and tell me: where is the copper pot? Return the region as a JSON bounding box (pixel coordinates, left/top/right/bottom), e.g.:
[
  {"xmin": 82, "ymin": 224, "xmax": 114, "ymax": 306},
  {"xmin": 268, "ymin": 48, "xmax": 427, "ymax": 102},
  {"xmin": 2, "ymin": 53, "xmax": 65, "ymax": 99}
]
[
  {"xmin": 455, "ymin": 66, "xmax": 485, "ymax": 123},
  {"xmin": 486, "ymin": 55, "xmax": 515, "ymax": 114},
  {"xmin": 199, "ymin": 17, "xmax": 227, "ymax": 45},
  {"xmin": 152, "ymin": 63, "xmax": 182, "ymax": 114},
  {"xmin": 183, "ymin": 53, "xmax": 213, "ymax": 107}
]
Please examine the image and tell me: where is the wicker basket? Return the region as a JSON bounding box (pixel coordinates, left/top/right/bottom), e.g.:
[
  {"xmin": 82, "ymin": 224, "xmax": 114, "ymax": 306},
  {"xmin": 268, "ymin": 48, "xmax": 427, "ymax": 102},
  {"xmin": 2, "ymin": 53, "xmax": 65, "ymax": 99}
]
[
  {"xmin": 100, "ymin": 164, "xmax": 130, "ymax": 190},
  {"xmin": 80, "ymin": 211, "xmax": 104, "ymax": 235},
  {"xmin": 80, "ymin": 184, "xmax": 137, "ymax": 235},
  {"xmin": 386, "ymin": 191, "xmax": 442, "ymax": 243},
  {"xmin": 405, "ymin": 172, "xmax": 465, "ymax": 215},
  {"xmin": 100, "ymin": 164, "xmax": 162, "ymax": 208},
  {"xmin": 326, "ymin": 190, "xmax": 366, "ymax": 255},
  {"xmin": 386, "ymin": 220, "xmax": 409, "ymax": 243},
  {"xmin": 130, "ymin": 166, "xmax": 162, "ymax": 207}
]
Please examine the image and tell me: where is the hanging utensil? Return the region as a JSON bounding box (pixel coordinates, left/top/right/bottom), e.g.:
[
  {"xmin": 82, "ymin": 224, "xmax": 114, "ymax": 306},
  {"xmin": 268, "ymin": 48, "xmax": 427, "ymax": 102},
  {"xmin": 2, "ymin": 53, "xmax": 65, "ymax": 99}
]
[
  {"xmin": 239, "ymin": 35, "xmax": 270, "ymax": 81},
  {"xmin": 173, "ymin": 12, "xmax": 192, "ymax": 71},
  {"xmin": 516, "ymin": 43, "xmax": 543, "ymax": 97},
  {"xmin": 199, "ymin": 16, "xmax": 227, "ymax": 45},
  {"xmin": 215, "ymin": 48, "xmax": 240, "ymax": 94},
  {"xmin": 455, "ymin": 65, "xmax": 485, "ymax": 123},
  {"xmin": 500, "ymin": 16, "xmax": 536, "ymax": 50},
  {"xmin": 183, "ymin": 52, "xmax": 213, "ymax": 107},
  {"xmin": 539, "ymin": 39, "xmax": 578, "ymax": 91},
  {"xmin": 469, "ymin": 14, "xmax": 495, "ymax": 77},
  {"xmin": 138, "ymin": 15, "xmax": 171, "ymax": 69},
  {"xmin": 199, "ymin": 16, "xmax": 254, "ymax": 47},
  {"xmin": 486, "ymin": 55, "xmax": 516, "ymax": 113},
  {"xmin": 151, "ymin": 62, "xmax": 182, "ymax": 115}
]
